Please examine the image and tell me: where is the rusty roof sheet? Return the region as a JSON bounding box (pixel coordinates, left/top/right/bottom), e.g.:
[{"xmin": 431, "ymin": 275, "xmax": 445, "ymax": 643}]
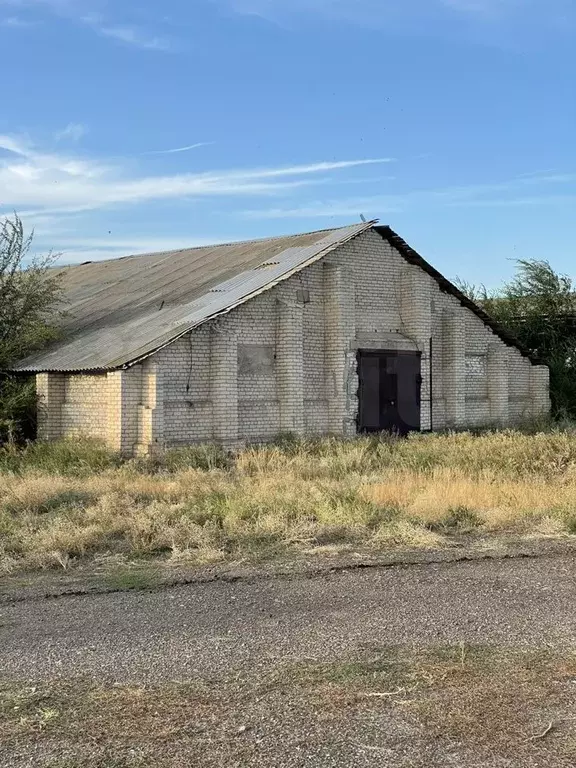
[{"xmin": 12, "ymin": 222, "xmax": 374, "ymax": 372}]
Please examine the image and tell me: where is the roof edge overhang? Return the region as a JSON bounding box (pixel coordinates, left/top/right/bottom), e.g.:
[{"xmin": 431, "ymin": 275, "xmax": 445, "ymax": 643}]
[
  {"xmin": 374, "ymin": 225, "xmax": 544, "ymax": 366},
  {"xmin": 4, "ymin": 367, "xmax": 111, "ymax": 376},
  {"xmin": 8, "ymin": 220, "xmax": 377, "ymax": 374}
]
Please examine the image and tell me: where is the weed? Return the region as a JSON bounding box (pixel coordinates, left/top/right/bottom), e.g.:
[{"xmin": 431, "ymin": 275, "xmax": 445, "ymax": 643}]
[
  {"xmin": 37, "ymin": 490, "xmax": 94, "ymax": 514},
  {"xmin": 103, "ymin": 566, "xmax": 162, "ymax": 592},
  {"xmin": 566, "ymin": 516, "xmax": 576, "ymax": 535},
  {"xmin": 0, "ymin": 438, "xmax": 120, "ymax": 476},
  {"xmin": 159, "ymin": 444, "xmax": 232, "ymax": 472},
  {"xmin": 3, "ymin": 430, "xmax": 576, "ymax": 573},
  {"xmin": 430, "ymin": 506, "xmax": 482, "ymax": 533},
  {"xmin": 4, "ymin": 645, "xmax": 575, "ymax": 767}
]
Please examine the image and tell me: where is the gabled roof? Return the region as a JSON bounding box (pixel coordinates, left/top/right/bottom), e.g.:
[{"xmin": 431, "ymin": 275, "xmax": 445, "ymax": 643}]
[
  {"xmin": 12, "ymin": 222, "xmax": 374, "ymax": 372},
  {"xmin": 11, "ymin": 221, "xmax": 539, "ymax": 373}
]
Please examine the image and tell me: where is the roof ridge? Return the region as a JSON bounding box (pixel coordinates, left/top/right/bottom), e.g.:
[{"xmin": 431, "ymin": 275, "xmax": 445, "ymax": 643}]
[{"xmin": 59, "ymin": 223, "xmax": 360, "ymax": 269}]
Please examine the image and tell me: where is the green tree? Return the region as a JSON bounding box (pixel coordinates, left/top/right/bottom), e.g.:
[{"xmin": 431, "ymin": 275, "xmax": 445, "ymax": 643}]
[
  {"xmin": 455, "ymin": 260, "xmax": 576, "ymax": 418},
  {"xmin": 0, "ymin": 215, "xmax": 63, "ymax": 442}
]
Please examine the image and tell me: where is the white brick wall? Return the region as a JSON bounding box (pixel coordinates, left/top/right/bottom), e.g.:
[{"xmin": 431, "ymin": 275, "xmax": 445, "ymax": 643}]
[
  {"xmin": 301, "ymin": 264, "xmax": 329, "ymax": 431},
  {"xmin": 36, "ymin": 373, "xmax": 65, "ymax": 440},
  {"xmin": 106, "ymin": 367, "xmax": 142, "ymax": 455},
  {"xmin": 324, "ymin": 261, "xmax": 355, "ymax": 435},
  {"xmin": 157, "ymin": 329, "xmax": 213, "ymax": 444},
  {"xmin": 37, "ymin": 228, "xmax": 550, "ymax": 452},
  {"xmin": 508, "ymin": 347, "xmax": 534, "ymax": 422},
  {"xmin": 37, "ymin": 368, "xmax": 144, "ymax": 455},
  {"xmin": 61, "ymin": 375, "xmax": 109, "ymax": 439}
]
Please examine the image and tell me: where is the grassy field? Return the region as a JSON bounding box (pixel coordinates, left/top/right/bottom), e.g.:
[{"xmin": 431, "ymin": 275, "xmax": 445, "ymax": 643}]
[
  {"xmin": 2, "ymin": 428, "xmax": 576, "ymax": 576},
  {"xmin": 2, "ymin": 645, "xmax": 575, "ymax": 766}
]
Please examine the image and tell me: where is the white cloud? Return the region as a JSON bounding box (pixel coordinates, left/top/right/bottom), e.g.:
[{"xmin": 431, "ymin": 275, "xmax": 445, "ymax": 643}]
[
  {"xmin": 0, "ymin": 1, "xmax": 177, "ymax": 50},
  {"xmin": 241, "ymin": 197, "xmax": 403, "ymax": 219},
  {"xmin": 145, "ymin": 143, "xmax": 214, "ymax": 155},
  {"xmin": 228, "ymin": 0, "xmax": 516, "ymax": 18},
  {"xmin": 231, "ymin": 158, "xmax": 394, "ymax": 180},
  {"xmin": 0, "ymin": 133, "xmax": 392, "ymax": 215},
  {"xmin": 0, "ymin": 14, "xmax": 36, "ymax": 26},
  {"xmin": 224, "ymin": 0, "xmax": 572, "ymax": 36},
  {"xmin": 240, "ymin": 173, "xmax": 576, "ymax": 219},
  {"xmin": 0, "ymin": 0, "xmax": 75, "ymax": 9},
  {"xmin": 95, "ymin": 24, "xmax": 173, "ymax": 51},
  {"xmin": 440, "ymin": 0, "xmax": 518, "ymax": 12},
  {"xmin": 447, "ymin": 194, "xmax": 576, "ymax": 208},
  {"xmin": 54, "ymin": 122, "xmax": 87, "ymax": 142}
]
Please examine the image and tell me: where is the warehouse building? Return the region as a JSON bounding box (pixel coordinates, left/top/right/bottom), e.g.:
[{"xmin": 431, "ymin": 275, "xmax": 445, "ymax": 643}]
[{"xmin": 12, "ymin": 221, "xmax": 550, "ymax": 455}]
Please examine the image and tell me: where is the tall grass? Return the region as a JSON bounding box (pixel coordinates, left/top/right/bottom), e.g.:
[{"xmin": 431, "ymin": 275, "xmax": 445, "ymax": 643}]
[{"xmin": 2, "ymin": 429, "xmax": 576, "ymax": 575}]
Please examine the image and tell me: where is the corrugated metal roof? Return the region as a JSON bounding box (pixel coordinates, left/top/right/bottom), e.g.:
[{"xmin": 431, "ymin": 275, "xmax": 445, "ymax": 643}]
[{"xmin": 12, "ymin": 222, "xmax": 375, "ymax": 372}]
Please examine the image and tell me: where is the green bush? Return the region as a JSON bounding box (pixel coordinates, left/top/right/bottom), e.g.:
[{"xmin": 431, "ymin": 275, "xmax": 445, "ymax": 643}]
[{"xmin": 0, "ymin": 215, "xmax": 64, "ymax": 444}]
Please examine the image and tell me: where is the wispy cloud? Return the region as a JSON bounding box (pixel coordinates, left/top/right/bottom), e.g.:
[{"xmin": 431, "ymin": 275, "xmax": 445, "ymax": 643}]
[
  {"xmin": 0, "ymin": 1, "xmax": 176, "ymax": 50},
  {"xmin": 224, "ymin": 0, "xmax": 573, "ymax": 40},
  {"xmin": 440, "ymin": 0, "xmax": 516, "ymax": 13},
  {"xmin": 93, "ymin": 23, "xmax": 173, "ymax": 51},
  {"xmin": 240, "ymin": 173, "xmax": 576, "ymax": 219},
  {"xmin": 235, "ymin": 158, "xmax": 394, "ymax": 180},
  {"xmin": 241, "ymin": 198, "xmax": 402, "ymax": 220},
  {"xmin": 0, "ymin": 0, "xmax": 74, "ymax": 9},
  {"xmin": 0, "ymin": 133, "xmax": 391, "ymax": 216},
  {"xmin": 447, "ymin": 194, "xmax": 576, "ymax": 208},
  {"xmin": 0, "ymin": 14, "xmax": 36, "ymax": 26},
  {"xmin": 227, "ymin": 0, "xmax": 527, "ymax": 19},
  {"xmin": 54, "ymin": 122, "xmax": 87, "ymax": 142},
  {"xmin": 145, "ymin": 142, "xmax": 214, "ymax": 155}
]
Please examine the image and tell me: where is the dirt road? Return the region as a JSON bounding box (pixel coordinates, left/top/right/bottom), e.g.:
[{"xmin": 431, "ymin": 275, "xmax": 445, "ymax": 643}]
[
  {"xmin": 2, "ymin": 553, "xmax": 576, "ymax": 767},
  {"xmin": 2, "ymin": 553, "xmax": 575, "ymax": 682}
]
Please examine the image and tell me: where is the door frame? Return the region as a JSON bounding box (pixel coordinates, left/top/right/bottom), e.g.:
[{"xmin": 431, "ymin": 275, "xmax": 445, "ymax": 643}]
[{"xmin": 356, "ymin": 348, "xmax": 422, "ymax": 436}]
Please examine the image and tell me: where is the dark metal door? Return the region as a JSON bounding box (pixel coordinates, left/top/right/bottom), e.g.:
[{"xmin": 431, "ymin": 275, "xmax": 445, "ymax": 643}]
[{"xmin": 357, "ymin": 350, "xmax": 421, "ymax": 435}]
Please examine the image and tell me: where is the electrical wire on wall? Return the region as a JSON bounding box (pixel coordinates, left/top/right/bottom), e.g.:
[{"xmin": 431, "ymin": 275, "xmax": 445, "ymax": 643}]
[{"xmin": 185, "ymin": 332, "xmax": 194, "ymax": 394}]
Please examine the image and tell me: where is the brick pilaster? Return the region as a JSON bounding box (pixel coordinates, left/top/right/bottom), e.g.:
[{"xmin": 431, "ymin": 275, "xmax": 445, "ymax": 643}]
[
  {"xmin": 400, "ymin": 266, "xmax": 432, "ymax": 430},
  {"xmin": 443, "ymin": 309, "xmax": 466, "ymax": 428},
  {"xmin": 324, "ymin": 262, "xmax": 356, "ymax": 436},
  {"xmin": 277, "ymin": 300, "xmax": 304, "ymax": 434},
  {"xmin": 530, "ymin": 364, "xmax": 550, "ymax": 418},
  {"xmin": 487, "ymin": 342, "xmax": 509, "ymax": 425},
  {"xmin": 36, "ymin": 373, "xmax": 65, "ymax": 440},
  {"xmin": 106, "ymin": 367, "xmax": 142, "ymax": 455},
  {"xmin": 136, "ymin": 358, "xmax": 165, "ymax": 456},
  {"xmin": 211, "ymin": 325, "xmax": 238, "ymax": 443}
]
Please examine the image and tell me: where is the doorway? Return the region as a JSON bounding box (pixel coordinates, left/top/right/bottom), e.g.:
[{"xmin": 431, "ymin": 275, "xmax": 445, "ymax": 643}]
[{"xmin": 357, "ymin": 349, "xmax": 421, "ymax": 436}]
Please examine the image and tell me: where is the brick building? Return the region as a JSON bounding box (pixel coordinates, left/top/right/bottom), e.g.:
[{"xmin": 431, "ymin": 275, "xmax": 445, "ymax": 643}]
[{"xmin": 12, "ymin": 222, "xmax": 550, "ymax": 455}]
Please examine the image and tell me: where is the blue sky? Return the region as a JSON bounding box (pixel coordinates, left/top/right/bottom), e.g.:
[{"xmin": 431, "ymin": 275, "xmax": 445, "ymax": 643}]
[{"xmin": 0, "ymin": 0, "xmax": 574, "ymax": 286}]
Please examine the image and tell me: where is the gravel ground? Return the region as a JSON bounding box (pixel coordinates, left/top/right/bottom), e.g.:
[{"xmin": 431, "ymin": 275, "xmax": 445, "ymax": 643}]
[
  {"xmin": 1, "ymin": 553, "xmax": 576, "ymax": 683},
  {"xmin": 2, "ymin": 553, "xmax": 576, "ymax": 767}
]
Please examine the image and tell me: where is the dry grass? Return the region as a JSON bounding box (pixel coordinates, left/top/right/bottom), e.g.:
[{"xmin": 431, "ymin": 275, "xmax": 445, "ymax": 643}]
[
  {"xmin": 2, "ymin": 429, "xmax": 576, "ymax": 575},
  {"xmin": 2, "ymin": 645, "xmax": 576, "ymax": 767}
]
